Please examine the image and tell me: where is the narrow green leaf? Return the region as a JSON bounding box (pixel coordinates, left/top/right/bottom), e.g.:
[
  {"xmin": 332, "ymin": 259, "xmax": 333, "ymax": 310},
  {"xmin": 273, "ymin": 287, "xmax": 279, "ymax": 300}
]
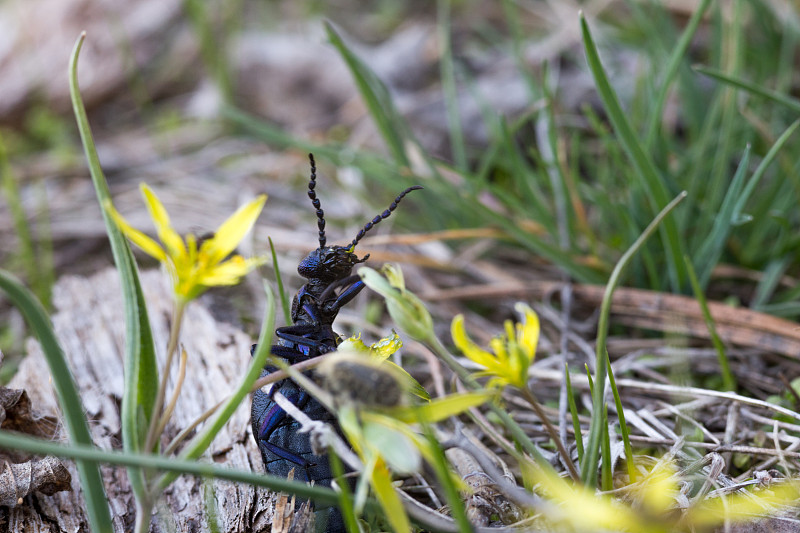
[
  {"xmin": 600, "ymin": 404, "xmax": 612, "ymax": 491},
  {"xmin": 581, "ymin": 191, "xmax": 687, "ymax": 486},
  {"xmin": 695, "ymin": 65, "xmax": 800, "ymax": 114},
  {"xmin": 684, "ymin": 256, "xmax": 736, "ymax": 391},
  {"xmin": 388, "ymin": 391, "xmax": 492, "ymax": 424},
  {"xmin": 0, "ymin": 269, "xmax": 113, "ymax": 530},
  {"xmin": 370, "ymin": 461, "xmax": 411, "ymax": 532},
  {"xmin": 268, "ymin": 237, "xmax": 291, "ymax": 325},
  {"xmin": 732, "ymin": 119, "xmax": 800, "ymax": 222},
  {"xmin": 0, "ymin": 135, "xmax": 50, "ymax": 308},
  {"xmin": 437, "ymin": 0, "xmax": 468, "ymax": 172},
  {"xmin": 69, "ymin": 33, "xmax": 159, "ymax": 504},
  {"xmin": 605, "ymin": 350, "xmax": 635, "ymax": 482},
  {"xmin": 203, "ymin": 478, "xmax": 222, "ymax": 533},
  {"xmin": 645, "ymin": 0, "xmax": 713, "ymax": 146},
  {"xmin": 328, "ymin": 447, "xmax": 360, "ymax": 533},
  {"xmin": 694, "ymin": 145, "xmax": 751, "ymax": 287},
  {"xmin": 581, "ymin": 13, "xmax": 686, "ymax": 292},
  {"xmin": 422, "ymin": 422, "xmax": 472, "ymax": 533},
  {"xmin": 325, "ymin": 23, "xmax": 410, "ymax": 167},
  {"xmin": 382, "ymin": 360, "xmax": 431, "ymax": 402},
  {"xmin": 564, "ymin": 366, "xmax": 584, "ymax": 463},
  {"xmin": 751, "ymin": 257, "xmax": 791, "ymax": 310},
  {"xmin": 0, "ymin": 430, "xmax": 341, "ymax": 504}
]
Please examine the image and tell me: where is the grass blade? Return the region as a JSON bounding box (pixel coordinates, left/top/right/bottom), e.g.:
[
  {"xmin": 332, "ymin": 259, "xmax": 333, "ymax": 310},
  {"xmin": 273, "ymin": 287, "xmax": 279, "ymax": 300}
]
[
  {"xmin": 268, "ymin": 237, "xmax": 291, "ymax": 326},
  {"xmin": 422, "ymin": 422, "xmax": 472, "ymax": 532},
  {"xmin": 605, "ymin": 350, "xmax": 635, "ymax": 482},
  {"xmin": 581, "ymin": 191, "xmax": 687, "ymax": 486},
  {"xmin": 328, "ymin": 448, "xmax": 359, "ymax": 533},
  {"xmin": 645, "ymin": 0, "xmax": 713, "ymax": 147},
  {"xmin": 565, "ymin": 365, "xmax": 584, "ymax": 463},
  {"xmin": 0, "ymin": 269, "xmax": 112, "ymax": 531},
  {"xmin": 600, "ymin": 404, "xmax": 612, "ymax": 491},
  {"xmin": 69, "ymin": 33, "xmax": 159, "ymax": 501},
  {"xmin": 695, "ymin": 65, "xmax": 800, "ymax": 114},
  {"xmin": 157, "ymin": 280, "xmax": 275, "ymax": 490},
  {"xmin": 0, "ymin": 430, "xmax": 342, "ymax": 505},
  {"xmin": 694, "ymin": 145, "xmax": 751, "ymax": 287},
  {"xmin": 581, "ymin": 13, "xmax": 685, "ymax": 292},
  {"xmin": 732, "ymin": 119, "xmax": 800, "ymax": 220},
  {"xmin": 684, "ymin": 256, "xmax": 736, "ymax": 391},
  {"xmin": 437, "ymin": 0, "xmax": 467, "ymax": 172},
  {"xmin": 325, "ymin": 22, "xmax": 411, "ymax": 167}
]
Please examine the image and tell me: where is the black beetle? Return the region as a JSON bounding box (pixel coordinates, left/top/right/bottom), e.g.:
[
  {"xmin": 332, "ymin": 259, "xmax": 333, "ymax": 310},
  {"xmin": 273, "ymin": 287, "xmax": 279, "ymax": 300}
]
[{"xmin": 251, "ymin": 154, "xmax": 421, "ymax": 531}]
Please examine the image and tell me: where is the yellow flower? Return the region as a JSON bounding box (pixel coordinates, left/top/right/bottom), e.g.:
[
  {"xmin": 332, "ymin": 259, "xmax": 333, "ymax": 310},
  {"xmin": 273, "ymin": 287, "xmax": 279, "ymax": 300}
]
[
  {"xmin": 105, "ymin": 183, "xmax": 267, "ymax": 301},
  {"xmin": 451, "ymin": 302, "xmax": 539, "ymax": 389},
  {"xmin": 337, "ymin": 392, "xmax": 492, "ymax": 532},
  {"xmin": 338, "ymin": 333, "xmax": 430, "ymax": 401}
]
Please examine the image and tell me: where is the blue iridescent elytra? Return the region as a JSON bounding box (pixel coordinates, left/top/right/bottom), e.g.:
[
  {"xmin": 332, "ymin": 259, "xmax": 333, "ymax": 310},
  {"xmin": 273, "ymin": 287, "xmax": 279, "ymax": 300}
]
[{"xmin": 250, "ymin": 153, "xmax": 421, "ymax": 531}]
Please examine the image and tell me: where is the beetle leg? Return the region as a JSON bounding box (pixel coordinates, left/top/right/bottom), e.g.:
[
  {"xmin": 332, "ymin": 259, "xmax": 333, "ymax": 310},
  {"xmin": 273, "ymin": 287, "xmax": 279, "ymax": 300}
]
[
  {"xmin": 257, "ymin": 389, "xmax": 316, "ymax": 468},
  {"xmin": 322, "ymin": 277, "xmax": 365, "ymax": 317},
  {"xmin": 273, "ymin": 333, "xmax": 336, "ymax": 355}
]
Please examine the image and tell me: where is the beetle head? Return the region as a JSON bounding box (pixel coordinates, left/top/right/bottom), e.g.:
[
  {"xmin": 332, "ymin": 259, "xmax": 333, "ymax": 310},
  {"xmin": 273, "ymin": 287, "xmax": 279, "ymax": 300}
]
[
  {"xmin": 301, "ymin": 153, "xmax": 422, "ymax": 281},
  {"xmin": 297, "ymin": 245, "xmax": 366, "ymax": 282}
]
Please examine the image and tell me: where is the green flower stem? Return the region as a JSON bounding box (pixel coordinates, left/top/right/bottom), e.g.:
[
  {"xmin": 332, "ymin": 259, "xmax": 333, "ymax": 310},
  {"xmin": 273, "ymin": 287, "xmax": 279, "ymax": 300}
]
[
  {"xmin": 153, "ymin": 346, "xmax": 189, "ymax": 442},
  {"xmin": 145, "ymin": 300, "xmax": 186, "ymax": 454},
  {"xmin": 154, "ymin": 281, "xmax": 276, "ymax": 492},
  {"xmin": 519, "ymin": 387, "xmax": 579, "ymax": 481},
  {"xmin": 425, "ymin": 334, "xmax": 560, "ymax": 478}
]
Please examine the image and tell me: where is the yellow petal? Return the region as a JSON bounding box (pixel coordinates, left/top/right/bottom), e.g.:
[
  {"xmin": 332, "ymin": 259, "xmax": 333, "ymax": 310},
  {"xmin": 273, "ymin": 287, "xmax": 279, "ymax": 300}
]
[
  {"xmin": 104, "ymin": 200, "xmax": 167, "ymax": 261},
  {"xmin": 636, "ymin": 461, "xmax": 678, "ymax": 513},
  {"xmin": 370, "ymin": 460, "xmax": 411, "ymax": 533},
  {"xmin": 338, "ymin": 336, "xmax": 370, "ymax": 354},
  {"xmin": 451, "ymin": 315, "xmax": 500, "ymax": 370},
  {"xmin": 387, "ymin": 391, "xmax": 492, "ymax": 424},
  {"xmin": 489, "ymin": 337, "xmax": 509, "ymax": 363},
  {"xmin": 197, "ymin": 256, "xmax": 265, "ymax": 286},
  {"xmin": 515, "ymin": 303, "xmax": 540, "ymax": 359},
  {"xmin": 369, "ymin": 332, "xmax": 403, "ymax": 361},
  {"xmin": 140, "ymin": 184, "xmax": 185, "ymax": 259},
  {"xmin": 202, "ymin": 194, "xmax": 267, "ymax": 264},
  {"xmin": 535, "ymin": 466, "xmax": 649, "ymax": 531}
]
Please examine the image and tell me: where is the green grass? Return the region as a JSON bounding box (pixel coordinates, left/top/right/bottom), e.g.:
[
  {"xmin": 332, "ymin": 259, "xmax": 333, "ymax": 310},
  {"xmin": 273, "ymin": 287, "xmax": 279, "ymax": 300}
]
[
  {"xmin": 3, "ymin": 1, "xmax": 800, "ymax": 531},
  {"xmin": 229, "ymin": 1, "xmax": 800, "ymax": 318}
]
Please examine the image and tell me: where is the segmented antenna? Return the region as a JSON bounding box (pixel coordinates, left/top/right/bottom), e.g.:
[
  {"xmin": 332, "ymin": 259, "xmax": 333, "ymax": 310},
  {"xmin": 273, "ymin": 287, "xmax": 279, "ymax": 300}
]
[
  {"xmin": 349, "ymin": 185, "xmax": 423, "ymax": 250},
  {"xmin": 307, "ymin": 153, "xmax": 326, "ymax": 248}
]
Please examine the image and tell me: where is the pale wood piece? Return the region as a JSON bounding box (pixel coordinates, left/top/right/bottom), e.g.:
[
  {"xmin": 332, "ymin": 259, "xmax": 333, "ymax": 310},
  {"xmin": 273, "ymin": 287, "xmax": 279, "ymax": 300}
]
[{"xmin": 6, "ymin": 268, "xmax": 275, "ymax": 532}]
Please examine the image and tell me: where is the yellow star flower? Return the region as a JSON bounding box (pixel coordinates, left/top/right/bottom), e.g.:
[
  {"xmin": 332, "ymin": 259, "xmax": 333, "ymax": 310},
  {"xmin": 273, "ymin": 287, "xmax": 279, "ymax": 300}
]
[
  {"xmin": 451, "ymin": 303, "xmax": 539, "ymax": 389},
  {"xmin": 105, "ymin": 183, "xmax": 267, "ymax": 302}
]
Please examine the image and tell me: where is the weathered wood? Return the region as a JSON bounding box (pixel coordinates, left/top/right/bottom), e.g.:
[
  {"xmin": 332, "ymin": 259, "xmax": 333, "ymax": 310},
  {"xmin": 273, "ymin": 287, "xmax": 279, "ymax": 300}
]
[{"xmin": 5, "ymin": 268, "xmax": 275, "ymax": 532}]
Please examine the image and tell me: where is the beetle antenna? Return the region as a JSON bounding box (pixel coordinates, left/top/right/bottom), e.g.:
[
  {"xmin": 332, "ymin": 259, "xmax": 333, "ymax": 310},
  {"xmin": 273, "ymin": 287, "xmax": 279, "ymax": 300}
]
[
  {"xmin": 349, "ymin": 185, "xmax": 423, "ymax": 250},
  {"xmin": 307, "ymin": 153, "xmax": 326, "ymax": 248}
]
